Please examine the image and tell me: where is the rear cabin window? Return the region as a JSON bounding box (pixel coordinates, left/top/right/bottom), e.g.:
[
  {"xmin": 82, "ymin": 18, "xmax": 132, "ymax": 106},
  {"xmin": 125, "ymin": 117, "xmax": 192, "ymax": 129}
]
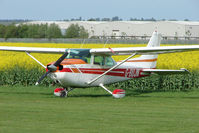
[{"xmin": 94, "ymin": 55, "xmax": 115, "ymax": 66}]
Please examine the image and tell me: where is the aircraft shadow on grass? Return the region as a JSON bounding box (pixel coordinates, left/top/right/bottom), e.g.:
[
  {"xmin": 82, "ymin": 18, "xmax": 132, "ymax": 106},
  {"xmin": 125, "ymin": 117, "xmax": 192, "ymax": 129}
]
[
  {"xmin": 0, "ymin": 91, "xmax": 111, "ymax": 98},
  {"xmin": 0, "ymin": 89, "xmax": 130, "ymax": 97}
]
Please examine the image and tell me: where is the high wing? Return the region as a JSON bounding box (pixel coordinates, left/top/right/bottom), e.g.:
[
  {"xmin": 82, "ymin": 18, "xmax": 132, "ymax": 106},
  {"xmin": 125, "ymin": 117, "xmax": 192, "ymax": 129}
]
[
  {"xmin": 90, "ymin": 45, "xmax": 199, "ymax": 55},
  {"xmin": 1, "ymin": 45, "xmax": 199, "ymax": 55},
  {"xmin": 0, "ymin": 46, "xmax": 66, "ymax": 53}
]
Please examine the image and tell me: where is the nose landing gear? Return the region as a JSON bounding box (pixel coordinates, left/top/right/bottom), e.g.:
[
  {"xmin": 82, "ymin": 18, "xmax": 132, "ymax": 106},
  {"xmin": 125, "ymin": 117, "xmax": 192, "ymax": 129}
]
[{"xmin": 54, "ymin": 87, "xmax": 74, "ymax": 97}]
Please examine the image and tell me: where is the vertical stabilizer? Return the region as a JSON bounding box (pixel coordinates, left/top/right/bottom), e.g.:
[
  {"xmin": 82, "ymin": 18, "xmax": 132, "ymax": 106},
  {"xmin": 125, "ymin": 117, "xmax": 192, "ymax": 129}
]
[
  {"xmin": 147, "ymin": 31, "xmax": 162, "ymax": 47},
  {"xmin": 129, "ymin": 31, "xmax": 162, "ymax": 68}
]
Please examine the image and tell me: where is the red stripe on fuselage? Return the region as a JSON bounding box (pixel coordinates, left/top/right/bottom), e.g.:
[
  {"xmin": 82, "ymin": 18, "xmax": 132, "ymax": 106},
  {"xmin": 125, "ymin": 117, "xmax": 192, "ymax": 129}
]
[
  {"xmin": 58, "ymin": 68, "xmax": 150, "ymax": 78},
  {"xmin": 80, "ymin": 69, "xmax": 125, "ymax": 77}
]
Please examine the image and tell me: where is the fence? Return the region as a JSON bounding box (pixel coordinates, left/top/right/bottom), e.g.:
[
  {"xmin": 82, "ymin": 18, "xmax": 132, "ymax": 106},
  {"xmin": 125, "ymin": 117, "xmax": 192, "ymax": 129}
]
[{"xmin": 0, "ymin": 38, "xmax": 199, "ymax": 44}]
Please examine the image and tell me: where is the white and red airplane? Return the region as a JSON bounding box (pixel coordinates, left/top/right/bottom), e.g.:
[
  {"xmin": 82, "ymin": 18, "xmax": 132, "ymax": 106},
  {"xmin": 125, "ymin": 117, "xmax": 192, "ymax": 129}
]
[{"xmin": 1, "ymin": 31, "xmax": 199, "ymax": 98}]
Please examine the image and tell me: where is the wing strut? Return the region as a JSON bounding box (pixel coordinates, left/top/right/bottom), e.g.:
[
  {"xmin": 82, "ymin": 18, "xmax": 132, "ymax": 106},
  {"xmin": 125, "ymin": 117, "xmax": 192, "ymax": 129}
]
[
  {"xmin": 99, "ymin": 84, "xmax": 126, "ymax": 98},
  {"xmin": 25, "ymin": 52, "xmax": 46, "ymax": 69},
  {"xmin": 99, "ymin": 83, "xmax": 112, "ymax": 95},
  {"xmin": 87, "ymin": 53, "xmax": 137, "ymax": 85}
]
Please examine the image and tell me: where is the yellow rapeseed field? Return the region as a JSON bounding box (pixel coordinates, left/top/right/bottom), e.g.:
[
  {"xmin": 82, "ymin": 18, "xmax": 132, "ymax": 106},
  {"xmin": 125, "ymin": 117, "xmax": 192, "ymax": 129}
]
[{"xmin": 0, "ymin": 42, "xmax": 199, "ymax": 71}]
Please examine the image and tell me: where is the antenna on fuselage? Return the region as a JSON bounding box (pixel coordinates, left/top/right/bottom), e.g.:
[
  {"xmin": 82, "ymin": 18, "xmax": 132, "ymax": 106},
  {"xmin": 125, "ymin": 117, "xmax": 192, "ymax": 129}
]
[
  {"xmin": 80, "ymin": 39, "xmax": 86, "ymax": 48},
  {"xmin": 103, "ymin": 39, "xmax": 109, "ymax": 48}
]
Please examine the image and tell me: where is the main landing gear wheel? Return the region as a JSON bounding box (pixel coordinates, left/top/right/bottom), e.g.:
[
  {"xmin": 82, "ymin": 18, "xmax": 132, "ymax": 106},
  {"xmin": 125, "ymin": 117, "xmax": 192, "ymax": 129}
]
[
  {"xmin": 112, "ymin": 89, "xmax": 126, "ymax": 98},
  {"xmin": 99, "ymin": 84, "xmax": 126, "ymax": 98}
]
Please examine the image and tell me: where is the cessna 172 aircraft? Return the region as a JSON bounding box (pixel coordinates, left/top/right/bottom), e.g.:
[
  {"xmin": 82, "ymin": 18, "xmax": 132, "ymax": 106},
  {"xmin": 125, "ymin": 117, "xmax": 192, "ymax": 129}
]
[{"xmin": 1, "ymin": 31, "xmax": 199, "ymax": 98}]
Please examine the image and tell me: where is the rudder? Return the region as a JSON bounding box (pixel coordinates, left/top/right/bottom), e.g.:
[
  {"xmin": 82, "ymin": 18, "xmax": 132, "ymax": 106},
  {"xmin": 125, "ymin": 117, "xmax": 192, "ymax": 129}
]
[{"xmin": 130, "ymin": 31, "xmax": 162, "ymax": 68}]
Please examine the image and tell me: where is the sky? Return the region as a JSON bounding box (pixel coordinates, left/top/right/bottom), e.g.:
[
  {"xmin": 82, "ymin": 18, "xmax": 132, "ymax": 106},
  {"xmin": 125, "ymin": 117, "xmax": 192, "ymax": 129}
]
[{"xmin": 0, "ymin": 0, "xmax": 198, "ymax": 21}]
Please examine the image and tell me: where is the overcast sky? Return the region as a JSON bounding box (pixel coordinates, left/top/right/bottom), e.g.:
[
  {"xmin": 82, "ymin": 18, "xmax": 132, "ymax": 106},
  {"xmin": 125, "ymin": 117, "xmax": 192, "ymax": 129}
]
[{"xmin": 0, "ymin": 0, "xmax": 198, "ymax": 20}]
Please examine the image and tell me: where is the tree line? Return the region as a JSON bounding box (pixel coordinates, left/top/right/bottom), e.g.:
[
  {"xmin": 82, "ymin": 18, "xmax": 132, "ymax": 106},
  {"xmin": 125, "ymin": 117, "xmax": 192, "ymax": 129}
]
[{"xmin": 0, "ymin": 23, "xmax": 89, "ymax": 39}]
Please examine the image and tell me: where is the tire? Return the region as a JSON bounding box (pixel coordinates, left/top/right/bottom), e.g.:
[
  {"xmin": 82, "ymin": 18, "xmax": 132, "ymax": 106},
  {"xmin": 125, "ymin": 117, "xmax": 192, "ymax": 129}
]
[{"xmin": 60, "ymin": 91, "xmax": 66, "ymax": 97}]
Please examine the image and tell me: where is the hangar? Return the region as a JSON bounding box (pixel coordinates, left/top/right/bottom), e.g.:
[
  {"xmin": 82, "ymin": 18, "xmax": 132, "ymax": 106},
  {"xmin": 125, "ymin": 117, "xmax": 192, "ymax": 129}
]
[{"xmin": 25, "ymin": 21, "xmax": 199, "ymax": 39}]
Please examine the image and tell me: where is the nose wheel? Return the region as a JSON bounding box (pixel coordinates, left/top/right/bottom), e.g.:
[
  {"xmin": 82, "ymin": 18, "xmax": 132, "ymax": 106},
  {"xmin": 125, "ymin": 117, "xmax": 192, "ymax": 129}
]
[
  {"xmin": 54, "ymin": 87, "xmax": 74, "ymax": 98},
  {"xmin": 60, "ymin": 89, "xmax": 67, "ymax": 97}
]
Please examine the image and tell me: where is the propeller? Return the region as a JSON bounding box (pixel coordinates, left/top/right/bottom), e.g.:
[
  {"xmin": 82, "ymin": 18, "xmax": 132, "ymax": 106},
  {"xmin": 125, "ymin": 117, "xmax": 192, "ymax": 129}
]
[{"xmin": 35, "ymin": 52, "xmax": 69, "ymax": 85}]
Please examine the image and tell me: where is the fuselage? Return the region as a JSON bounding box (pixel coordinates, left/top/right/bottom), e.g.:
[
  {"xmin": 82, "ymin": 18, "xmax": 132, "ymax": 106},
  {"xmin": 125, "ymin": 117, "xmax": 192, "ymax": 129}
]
[
  {"xmin": 46, "ymin": 49, "xmax": 156, "ymax": 88},
  {"xmin": 47, "ymin": 59, "xmax": 151, "ymax": 88}
]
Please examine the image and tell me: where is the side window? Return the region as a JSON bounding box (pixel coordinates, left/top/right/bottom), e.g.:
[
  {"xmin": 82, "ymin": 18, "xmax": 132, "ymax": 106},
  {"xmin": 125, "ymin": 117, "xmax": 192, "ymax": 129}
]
[
  {"xmin": 85, "ymin": 57, "xmax": 91, "ymax": 64},
  {"xmin": 94, "ymin": 55, "xmax": 104, "ymax": 65},
  {"xmin": 105, "ymin": 56, "xmax": 115, "ymax": 66},
  {"xmin": 94, "ymin": 55, "xmax": 115, "ymax": 66}
]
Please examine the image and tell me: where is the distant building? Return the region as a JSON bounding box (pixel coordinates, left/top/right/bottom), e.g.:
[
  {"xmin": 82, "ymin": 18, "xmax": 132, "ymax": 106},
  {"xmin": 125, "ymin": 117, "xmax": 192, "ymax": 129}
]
[{"xmin": 24, "ymin": 21, "xmax": 199, "ymax": 39}]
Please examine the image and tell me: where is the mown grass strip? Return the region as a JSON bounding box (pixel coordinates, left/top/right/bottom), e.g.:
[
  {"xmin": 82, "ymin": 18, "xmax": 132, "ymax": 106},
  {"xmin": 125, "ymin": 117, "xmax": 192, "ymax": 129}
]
[{"xmin": 0, "ymin": 86, "xmax": 199, "ymax": 133}]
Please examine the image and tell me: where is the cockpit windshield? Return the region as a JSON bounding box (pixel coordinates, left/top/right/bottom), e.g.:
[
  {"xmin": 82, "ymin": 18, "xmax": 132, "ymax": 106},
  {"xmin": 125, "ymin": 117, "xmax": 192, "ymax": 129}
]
[
  {"xmin": 66, "ymin": 49, "xmax": 91, "ymax": 63},
  {"xmin": 65, "ymin": 49, "xmax": 115, "ymax": 66}
]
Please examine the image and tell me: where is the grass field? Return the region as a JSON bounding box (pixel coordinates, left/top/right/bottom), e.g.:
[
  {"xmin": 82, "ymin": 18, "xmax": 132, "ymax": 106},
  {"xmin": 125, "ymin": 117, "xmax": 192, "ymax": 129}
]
[
  {"xmin": 1, "ymin": 42, "xmax": 199, "ymax": 132},
  {"xmin": 0, "ymin": 86, "xmax": 199, "ymax": 133}
]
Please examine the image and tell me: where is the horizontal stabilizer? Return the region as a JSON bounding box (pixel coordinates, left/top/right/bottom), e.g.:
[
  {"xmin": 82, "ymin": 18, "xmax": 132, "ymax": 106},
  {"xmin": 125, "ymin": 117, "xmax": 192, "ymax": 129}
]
[{"xmin": 143, "ymin": 68, "xmax": 189, "ymax": 75}]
